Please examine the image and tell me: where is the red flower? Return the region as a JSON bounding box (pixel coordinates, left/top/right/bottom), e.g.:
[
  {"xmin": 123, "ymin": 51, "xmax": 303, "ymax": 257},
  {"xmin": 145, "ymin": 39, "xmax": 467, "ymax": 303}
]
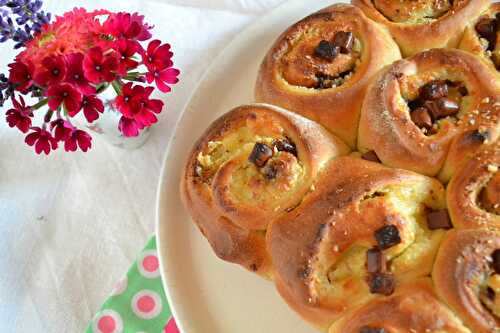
[
  {"xmin": 64, "ymin": 129, "xmax": 92, "ymax": 152},
  {"xmin": 34, "ymin": 55, "xmax": 67, "ymax": 87},
  {"xmin": 5, "ymin": 96, "xmax": 33, "ymax": 133},
  {"xmin": 50, "ymin": 119, "xmax": 73, "ymax": 141},
  {"xmin": 103, "ymin": 12, "xmax": 152, "ymax": 41},
  {"xmin": 116, "ymin": 83, "xmax": 164, "ymax": 136},
  {"xmin": 83, "ymin": 47, "xmax": 118, "ymax": 84},
  {"xmin": 142, "ymin": 40, "xmax": 173, "ymax": 71},
  {"xmin": 118, "ymin": 116, "xmax": 143, "ymax": 137},
  {"xmin": 46, "ymin": 83, "xmax": 83, "ymax": 114},
  {"xmin": 8, "ymin": 61, "xmax": 35, "ymax": 92},
  {"xmin": 25, "ymin": 127, "xmax": 58, "ymax": 155},
  {"xmin": 79, "ymin": 95, "xmax": 104, "ymax": 123},
  {"xmin": 113, "ymin": 39, "xmax": 139, "ymax": 75},
  {"xmin": 65, "ymin": 53, "xmax": 96, "ymax": 95},
  {"xmin": 146, "ymin": 67, "xmax": 179, "ymax": 93}
]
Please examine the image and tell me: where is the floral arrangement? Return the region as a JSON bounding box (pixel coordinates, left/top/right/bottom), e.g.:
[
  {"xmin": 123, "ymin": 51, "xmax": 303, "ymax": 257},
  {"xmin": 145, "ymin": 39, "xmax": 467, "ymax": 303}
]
[{"xmin": 0, "ymin": 1, "xmax": 179, "ymax": 154}]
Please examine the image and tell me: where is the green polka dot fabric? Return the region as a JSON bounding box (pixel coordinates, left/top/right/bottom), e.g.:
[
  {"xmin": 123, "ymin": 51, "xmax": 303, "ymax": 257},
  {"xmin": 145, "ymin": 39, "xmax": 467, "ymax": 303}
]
[{"xmin": 85, "ymin": 236, "xmax": 179, "ymax": 333}]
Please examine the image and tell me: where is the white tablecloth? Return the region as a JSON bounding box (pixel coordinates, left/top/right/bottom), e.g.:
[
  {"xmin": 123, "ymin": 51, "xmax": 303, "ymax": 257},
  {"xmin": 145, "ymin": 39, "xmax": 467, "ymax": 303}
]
[{"xmin": 0, "ymin": 1, "xmax": 285, "ymax": 331}]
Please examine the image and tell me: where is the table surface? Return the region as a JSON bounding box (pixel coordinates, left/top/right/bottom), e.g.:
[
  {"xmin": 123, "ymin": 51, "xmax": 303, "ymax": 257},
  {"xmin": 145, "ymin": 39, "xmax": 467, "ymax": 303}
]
[{"xmin": 0, "ymin": 0, "xmax": 284, "ymax": 331}]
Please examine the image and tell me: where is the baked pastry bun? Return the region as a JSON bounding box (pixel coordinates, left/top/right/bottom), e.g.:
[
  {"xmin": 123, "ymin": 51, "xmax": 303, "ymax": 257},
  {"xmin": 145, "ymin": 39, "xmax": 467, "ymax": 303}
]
[
  {"xmin": 328, "ymin": 279, "xmax": 470, "ymax": 333},
  {"xmin": 447, "ymin": 140, "xmax": 499, "ymax": 230},
  {"xmin": 358, "ymin": 48, "xmax": 500, "ymax": 179},
  {"xmin": 180, "ymin": 104, "xmax": 349, "ymax": 277},
  {"xmin": 267, "ymin": 156, "xmax": 447, "ymax": 329},
  {"xmin": 433, "ymin": 229, "xmax": 500, "ymax": 333},
  {"xmin": 459, "ymin": 2, "xmax": 500, "ymax": 73},
  {"xmin": 352, "ymin": 0, "xmax": 490, "ymax": 56},
  {"xmin": 255, "ymin": 4, "xmax": 401, "ymax": 147}
]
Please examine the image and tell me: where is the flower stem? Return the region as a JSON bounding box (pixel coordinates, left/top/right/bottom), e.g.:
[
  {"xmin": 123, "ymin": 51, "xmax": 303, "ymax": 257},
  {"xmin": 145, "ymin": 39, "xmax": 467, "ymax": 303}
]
[
  {"xmin": 96, "ymin": 82, "xmax": 110, "ymax": 94},
  {"xmin": 31, "ymin": 98, "xmax": 48, "ymax": 110},
  {"xmin": 43, "ymin": 109, "xmax": 53, "ymax": 123},
  {"xmin": 111, "ymin": 80, "xmax": 122, "ymax": 95}
]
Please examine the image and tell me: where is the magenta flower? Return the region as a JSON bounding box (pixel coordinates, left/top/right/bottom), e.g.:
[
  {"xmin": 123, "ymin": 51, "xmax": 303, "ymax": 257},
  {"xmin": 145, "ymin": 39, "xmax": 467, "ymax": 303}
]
[
  {"xmin": 143, "ymin": 40, "xmax": 179, "ymax": 93},
  {"xmin": 50, "ymin": 119, "xmax": 73, "ymax": 141},
  {"xmin": 103, "ymin": 12, "xmax": 153, "ymax": 41},
  {"xmin": 79, "ymin": 95, "xmax": 104, "ymax": 122},
  {"xmin": 64, "ymin": 129, "xmax": 92, "ymax": 152},
  {"xmin": 65, "ymin": 53, "xmax": 96, "ymax": 95},
  {"xmin": 8, "ymin": 61, "xmax": 35, "ymax": 92},
  {"xmin": 113, "ymin": 39, "xmax": 139, "ymax": 76},
  {"xmin": 118, "ymin": 116, "xmax": 143, "ymax": 137},
  {"xmin": 25, "ymin": 127, "xmax": 58, "ymax": 155},
  {"xmin": 83, "ymin": 47, "xmax": 118, "ymax": 84},
  {"xmin": 34, "ymin": 55, "xmax": 67, "ymax": 87},
  {"xmin": 46, "ymin": 82, "xmax": 83, "ymax": 113},
  {"xmin": 5, "ymin": 96, "xmax": 33, "ymax": 133}
]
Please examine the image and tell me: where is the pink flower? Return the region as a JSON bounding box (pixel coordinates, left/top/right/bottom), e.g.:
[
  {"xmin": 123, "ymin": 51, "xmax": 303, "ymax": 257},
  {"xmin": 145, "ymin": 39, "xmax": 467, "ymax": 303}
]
[
  {"xmin": 34, "ymin": 55, "xmax": 67, "ymax": 87},
  {"xmin": 46, "ymin": 83, "xmax": 83, "ymax": 114},
  {"xmin": 79, "ymin": 95, "xmax": 104, "ymax": 123},
  {"xmin": 113, "ymin": 39, "xmax": 139, "ymax": 76},
  {"xmin": 5, "ymin": 96, "xmax": 33, "ymax": 133},
  {"xmin": 50, "ymin": 119, "xmax": 73, "ymax": 141},
  {"xmin": 25, "ymin": 127, "xmax": 58, "ymax": 155},
  {"xmin": 118, "ymin": 116, "xmax": 142, "ymax": 137},
  {"xmin": 64, "ymin": 129, "xmax": 92, "ymax": 152},
  {"xmin": 83, "ymin": 47, "xmax": 118, "ymax": 84},
  {"xmin": 116, "ymin": 82, "xmax": 164, "ymax": 136},
  {"xmin": 8, "ymin": 61, "xmax": 35, "ymax": 92},
  {"xmin": 142, "ymin": 40, "xmax": 172, "ymax": 71},
  {"xmin": 103, "ymin": 12, "xmax": 153, "ymax": 41},
  {"xmin": 65, "ymin": 53, "xmax": 96, "ymax": 95}
]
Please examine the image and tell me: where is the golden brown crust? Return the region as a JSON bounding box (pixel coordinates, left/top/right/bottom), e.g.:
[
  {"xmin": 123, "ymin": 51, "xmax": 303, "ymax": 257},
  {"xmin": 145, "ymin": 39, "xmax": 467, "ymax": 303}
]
[
  {"xmin": 328, "ymin": 279, "xmax": 470, "ymax": 333},
  {"xmin": 358, "ymin": 48, "xmax": 500, "ymax": 178},
  {"xmin": 353, "ymin": 0, "xmax": 490, "ymax": 57},
  {"xmin": 433, "ymin": 229, "xmax": 500, "ymax": 333},
  {"xmin": 255, "ymin": 4, "xmax": 401, "ymax": 147},
  {"xmin": 459, "ymin": 3, "xmax": 500, "ymax": 74},
  {"xmin": 447, "ymin": 140, "xmax": 500, "ymax": 230},
  {"xmin": 180, "ymin": 104, "xmax": 349, "ymax": 277},
  {"xmin": 267, "ymin": 156, "xmax": 446, "ymax": 329}
]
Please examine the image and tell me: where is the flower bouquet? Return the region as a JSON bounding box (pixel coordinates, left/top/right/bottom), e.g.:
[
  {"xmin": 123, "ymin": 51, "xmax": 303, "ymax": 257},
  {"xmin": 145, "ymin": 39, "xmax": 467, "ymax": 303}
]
[{"xmin": 1, "ymin": 1, "xmax": 179, "ymax": 154}]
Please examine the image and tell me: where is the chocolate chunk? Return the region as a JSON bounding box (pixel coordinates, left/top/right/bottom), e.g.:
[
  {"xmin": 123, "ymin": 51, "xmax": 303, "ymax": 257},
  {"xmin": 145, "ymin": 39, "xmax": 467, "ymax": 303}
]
[
  {"xmin": 420, "ymin": 80, "xmax": 449, "ymax": 100},
  {"xmin": 333, "ymin": 31, "xmax": 354, "ymax": 54},
  {"xmin": 487, "ymin": 287, "xmax": 496, "ymax": 300},
  {"xmin": 475, "ymin": 18, "xmax": 497, "ymax": 39},
  {"xmin": 361, "ymin": 151, "xmax": 381, "ymax": 163},
  {"xmin": 316, "ymin": 73, "xmax": 335, "ymax": 89},
  {"xmin": 366, "ymin": 248, "xmax": 387, "ymax": 273},
  {"xmin": 411, "ymin": 107, "xmax": 433, "ymax": 130},
  {"xmin": 374, "ymin": 225, "xmax": 401, "ymax": 250},
  {"xmin": 492, "ymin": 250, "xmax": 500, "ymax": 274},
  {"xmin": 315, "ymin": 40, "xmax": 339, "ymax": 60},
  {"xmin": 368, "ymin": 273, "xmax": 395, "ymax": 296},
  {"xmin": 425, "ymin": 98, "xmax": 460, "ymax": 120},
  {"xmin": 248, "ymin": 143, "xmax": 273, "ymax": 167},
  {"xmin": 426, "ymin": 210, "xmax": 453, "ymax": 230},
  {"xmin": 273, "ymin": 138, "xmax": 297, "ymax": 156},
  {"xmin": 470, "ymin": 129, "xmax": 490, "ymax": 143},
  {"xmin": 360, "ymin": 327, "xmax": 387, "ymax": 333}
]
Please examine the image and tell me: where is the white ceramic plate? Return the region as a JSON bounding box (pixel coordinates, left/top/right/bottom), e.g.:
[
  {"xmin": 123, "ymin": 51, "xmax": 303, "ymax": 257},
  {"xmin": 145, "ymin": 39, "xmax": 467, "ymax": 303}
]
[{"xmin": 156, "ymin": 1, "xmax": 344, "ymax": 332}]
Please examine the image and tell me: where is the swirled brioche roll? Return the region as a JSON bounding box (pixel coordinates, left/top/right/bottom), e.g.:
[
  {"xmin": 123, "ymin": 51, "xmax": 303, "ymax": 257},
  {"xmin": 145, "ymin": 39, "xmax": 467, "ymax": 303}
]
[
  {"xmin": 180, "ymin": 104, "xmax": 349, "ymax": 277},
  {"xmin": 433, "ymin": 229, "xmax": 500, "ymax": 333},
  {"xmin": 255, "ymin": 4, "xmax": 401, "ymax": 147},
  {"xmin": 358, "ymin": 48, "xmax": 500, "ymax": 178},
  {"xmin": 328, "ymin": 279, "xmax": 470, "ymax": 333},
  {"xmin": 267, "ymin": 156, "xmax": 447, "ymax": 329},
  {"xmin": 459, "ymin": 2, "xmax": 500, "ymax": 74},
  {"xmin": 447, "ymin": 140, "xmax": 500, "ymax": 230},
  {"xmin": 352, "ymin": 0, "xmax": 490, "ymax": 57}
]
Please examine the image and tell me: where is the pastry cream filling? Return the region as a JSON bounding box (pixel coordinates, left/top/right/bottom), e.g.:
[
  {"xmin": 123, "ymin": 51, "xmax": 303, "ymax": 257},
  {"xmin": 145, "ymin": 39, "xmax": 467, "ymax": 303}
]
[
  {"xmin": 373, "ymin": 0, "xmax": 452, "ymax": 23},
  {"xmin": 279, "ymin": 26, "xmax": 362, "ymax": 90},
  {"xmin": 196, "ymin": 127, "xmax": 305, "ymax": 209},
  {"xmin": 310, "ymin": 180, "xmax": 443, "ymax": 306}
]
